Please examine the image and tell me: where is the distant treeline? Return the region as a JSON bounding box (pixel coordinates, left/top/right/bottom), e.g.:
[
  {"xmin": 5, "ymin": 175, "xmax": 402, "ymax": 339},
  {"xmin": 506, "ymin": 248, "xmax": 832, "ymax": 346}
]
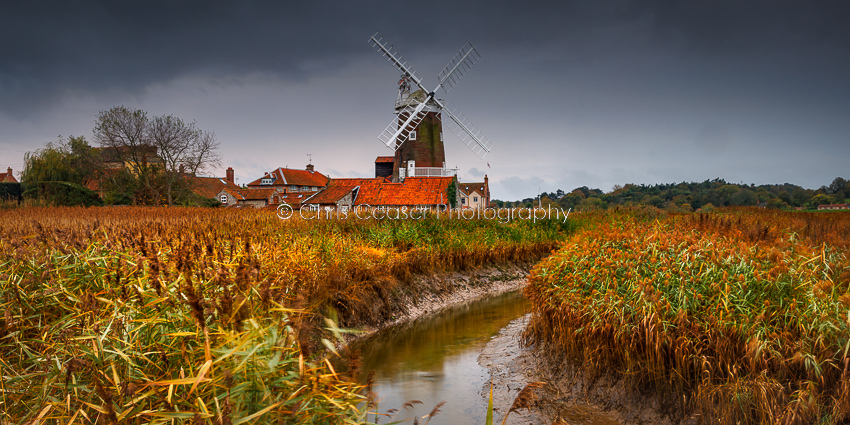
[{"xmin": 494, "ymin": 177, "xmax": 850, "ymax": 211}]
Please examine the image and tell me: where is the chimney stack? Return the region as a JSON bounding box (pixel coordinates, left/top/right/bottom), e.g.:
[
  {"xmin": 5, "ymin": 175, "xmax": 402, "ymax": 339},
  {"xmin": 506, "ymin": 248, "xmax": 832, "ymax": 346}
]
[
  {"xmin": 6, "ymin": 167, "xmax": 11, "ymax": 175},
  {"xmin": 484, "ymin": 174, "xmax": 490, "ymax": 206},
  {"xmin": 226, "ymin": 167, "xmax": 234, "ymax": 184},
  {"xmin": 306, "ymin": 163, "xmax": 314, "ymax": 172}
]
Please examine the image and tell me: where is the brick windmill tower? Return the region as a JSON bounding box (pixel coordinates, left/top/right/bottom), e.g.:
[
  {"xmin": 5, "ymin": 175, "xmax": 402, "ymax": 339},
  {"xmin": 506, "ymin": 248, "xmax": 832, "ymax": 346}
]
[{"xmin": 369, "ymin": 32, "xmax": 493, "ymax": 182}]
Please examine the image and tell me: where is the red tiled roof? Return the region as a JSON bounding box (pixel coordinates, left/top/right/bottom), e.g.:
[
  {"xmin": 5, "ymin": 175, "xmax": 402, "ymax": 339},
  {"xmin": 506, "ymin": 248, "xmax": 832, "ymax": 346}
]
[
  {"xmin": 307, "ymin": 178, "xmax": 385, "ymax": 205},
  {"xmin": 190, "ymin": 176, "xmax": 242, "ymax": 199},
  {"xmin": 375, "ymin": 156, "xmax": 394, "ymax": 163},
  {"xmin": 372, "ymin": 177, "xmax": 454, "ymax": 206},
  {"xmin": 246, "ymin": 167, "xmax": 329, "ymax": 188},
  {"xmin": 0, "ymin": 171, "xmax": 18, "ymax": 183},
  {"xmin": 307, "ymin": 177, "xmax": 455, "ymax": 207}
]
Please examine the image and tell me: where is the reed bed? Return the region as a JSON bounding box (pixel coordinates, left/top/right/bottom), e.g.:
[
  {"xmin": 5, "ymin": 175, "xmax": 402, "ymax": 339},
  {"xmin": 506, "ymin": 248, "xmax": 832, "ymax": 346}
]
[
  {"xmin": 0, "ymin": 206, "xmax": 571, "ymax": 423},
  {"xmin": 525, "ymin": 208, "xmax": 850, "ymax": 424}
]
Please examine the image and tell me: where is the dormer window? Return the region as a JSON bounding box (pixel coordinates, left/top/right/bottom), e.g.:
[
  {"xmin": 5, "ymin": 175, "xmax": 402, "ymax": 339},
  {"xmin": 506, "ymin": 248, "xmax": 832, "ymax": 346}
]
[
  {"xmin": 220, "ymin": 194, "xmax": 227, "ymax": 204},
  {"xmin": 261, "ymin": 178, "xmax": 273, "ymax": 185}
]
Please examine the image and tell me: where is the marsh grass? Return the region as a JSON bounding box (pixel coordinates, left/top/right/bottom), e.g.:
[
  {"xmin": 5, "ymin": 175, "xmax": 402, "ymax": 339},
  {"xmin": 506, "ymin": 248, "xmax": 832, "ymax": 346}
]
[
  {"xmin": 524, "ymin": 208, "xmax": 850, "ymax": 424},
  {"xmin": 0, "ymin": 206, "xmax": 571, "ymax": 422}
]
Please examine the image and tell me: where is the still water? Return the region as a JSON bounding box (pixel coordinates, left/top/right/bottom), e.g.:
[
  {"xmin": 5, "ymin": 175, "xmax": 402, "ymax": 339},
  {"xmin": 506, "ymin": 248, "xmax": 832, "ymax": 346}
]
[{"xmin": 350, "ymin": 290, "xmax": 531, "ymax": 424}]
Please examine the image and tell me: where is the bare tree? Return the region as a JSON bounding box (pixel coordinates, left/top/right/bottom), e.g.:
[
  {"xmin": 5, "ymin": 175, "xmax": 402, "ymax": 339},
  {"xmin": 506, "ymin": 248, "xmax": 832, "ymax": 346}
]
[
  {"xmin": 93, "ymin": 106, "xmax": 150, "ymax": 165},
  {"xmin": 93, "ymin": 106, "xmax": 221, "ymax": 206},
  {"xmin": 148, "ymin": 114, "xmax": 221, "ymax": 205}
]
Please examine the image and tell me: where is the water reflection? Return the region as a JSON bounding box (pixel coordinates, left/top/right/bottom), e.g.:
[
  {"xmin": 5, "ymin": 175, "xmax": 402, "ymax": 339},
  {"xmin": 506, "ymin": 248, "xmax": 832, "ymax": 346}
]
[{"xmin": 350, "ymin": 290, "xmax": 530, "ymax": 423}]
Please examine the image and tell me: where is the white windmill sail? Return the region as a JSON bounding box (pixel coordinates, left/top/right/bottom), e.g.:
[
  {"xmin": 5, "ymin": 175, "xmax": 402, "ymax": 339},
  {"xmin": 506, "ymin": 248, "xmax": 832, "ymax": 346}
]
[{"xmin": 369, "ymin": 32, "xmax": 493, "ymax": 159}]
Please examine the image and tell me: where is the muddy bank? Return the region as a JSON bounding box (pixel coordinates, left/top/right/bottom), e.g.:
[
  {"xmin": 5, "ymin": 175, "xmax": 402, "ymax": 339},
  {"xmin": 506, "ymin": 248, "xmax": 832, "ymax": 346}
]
[
  {"xmin": 532, "ymin": 348, "xmax": 697, "ymax": 425},
  {"xmin": 477, "ymin": 314, "xmax": 548, "ymax": 425},
  {"xmin": 479, "ymin": 314, "xmax": 693, "ymax": 425},
  {"xmin": 479, "ymin": 315, "xmax": 623, "ymax": 425},
  {"xmin": 353, "ymin": 261, "xmax": 535, "ymax": 333}
]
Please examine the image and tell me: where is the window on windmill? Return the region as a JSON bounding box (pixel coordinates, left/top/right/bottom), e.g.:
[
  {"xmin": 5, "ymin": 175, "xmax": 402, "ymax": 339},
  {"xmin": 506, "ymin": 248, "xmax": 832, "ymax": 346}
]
[
  {"xmin": 440, "ymin": 132, "xmax": 443, "ymax": 142},
  {"xmin": 410, "ymin": 131, "xmax": 417, "ymax": 140}
]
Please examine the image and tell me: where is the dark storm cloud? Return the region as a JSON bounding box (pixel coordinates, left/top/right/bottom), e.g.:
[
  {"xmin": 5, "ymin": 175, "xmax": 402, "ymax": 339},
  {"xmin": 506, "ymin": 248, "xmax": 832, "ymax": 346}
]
[
  {"xmin": 4, "ymin": 0, "xmax": 849, "ymax": 114},
  {"xmin": 639, "ymin": 0, "xmax": 850, "ymax": 54},
  {"xmin": 3, "ymin": 0, "xmax": 850, "ymax": 163}
]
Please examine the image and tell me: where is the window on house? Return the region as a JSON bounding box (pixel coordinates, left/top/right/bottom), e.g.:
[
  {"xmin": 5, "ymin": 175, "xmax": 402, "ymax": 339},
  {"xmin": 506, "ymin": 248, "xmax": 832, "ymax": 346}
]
[
  {"xmin": 261, "ymin": 178, "xmax": 272, "ymax": 185},
  {"xmin": 473, "ymin": 196, "xmax": 478, "ymax": 202},
  {"xmin": 410, "ymin": 131, "xmax": 417, "ymax": 140},
  {"xmin": 220, "ymin": 195, "xmax": 227, "ymax": 204},
  {"xmin": 291, "ymin": 185, "xmax": 298, "ymax": 191},
  {"xmin": 461, "ymin": 198, "xmax": 466, "ymax": 204}
]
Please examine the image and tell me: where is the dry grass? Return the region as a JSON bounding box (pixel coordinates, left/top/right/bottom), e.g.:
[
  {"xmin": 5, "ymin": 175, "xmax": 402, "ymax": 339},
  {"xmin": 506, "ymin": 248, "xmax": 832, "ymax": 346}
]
[
  {"xmin": 524, "ymin": 208, "xmax": 850, "ymax": 424},
  {"xmin": 0, "ymin": 206, "xmax": 571, "ymax": 423}
]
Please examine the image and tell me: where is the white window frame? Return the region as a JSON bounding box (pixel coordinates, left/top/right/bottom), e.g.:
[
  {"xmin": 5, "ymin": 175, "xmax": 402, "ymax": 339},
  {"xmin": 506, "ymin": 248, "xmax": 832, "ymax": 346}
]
[
  {"xmin": 410, "ymin": 130, "xmax": 417, "ymax": 140},
  {"xmin": 220, "ymin": 194, "xmax": 228, "ymax": 204}
]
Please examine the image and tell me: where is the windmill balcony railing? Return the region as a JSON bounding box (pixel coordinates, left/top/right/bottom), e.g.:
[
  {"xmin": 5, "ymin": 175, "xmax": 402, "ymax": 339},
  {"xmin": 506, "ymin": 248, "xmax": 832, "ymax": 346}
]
[{"xmin": 399, "ymin": 167, "xmax": 458, "ymax": 179}]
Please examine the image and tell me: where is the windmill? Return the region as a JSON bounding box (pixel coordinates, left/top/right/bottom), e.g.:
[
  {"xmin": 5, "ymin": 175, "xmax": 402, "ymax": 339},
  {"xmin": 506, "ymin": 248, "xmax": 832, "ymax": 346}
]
[{"xmin": 369, "ymin": 32, "xmax": 492, "ymax": 182}]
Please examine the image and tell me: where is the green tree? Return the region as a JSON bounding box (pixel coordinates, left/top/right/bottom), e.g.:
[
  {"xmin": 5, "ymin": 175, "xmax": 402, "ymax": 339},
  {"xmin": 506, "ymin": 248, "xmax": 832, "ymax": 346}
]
[
  {"xmin": 643, "ymin": 195, "xmax": 664, "ymax": 208},
  {"xmin": 21, "ymin": 136, "xmax": 99, "ymax": 188},
  {"xmin": 828, "ymin": 177, "xmax": 848, "ymax": 200},
  {"xmin": 766, "ymin": 198, "xmax": 785, "ymax": 209},
  {"xmin": 810, "ymin": 193, "xmax": 835, "ymax": 207},
  {"xmin": 21, "ymin": 136, "xmax": 103, "ymax": 205},
  {"xmin": 730, "ymin": 188, "xmax": 758, "ymax": 206}
]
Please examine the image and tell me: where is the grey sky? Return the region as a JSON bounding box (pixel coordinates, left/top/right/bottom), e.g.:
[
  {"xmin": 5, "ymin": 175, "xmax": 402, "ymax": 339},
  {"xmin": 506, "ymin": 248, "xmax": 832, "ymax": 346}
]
[{"xmin": 2, "ymin": 1, "xmax": 848, "ymax": 200}]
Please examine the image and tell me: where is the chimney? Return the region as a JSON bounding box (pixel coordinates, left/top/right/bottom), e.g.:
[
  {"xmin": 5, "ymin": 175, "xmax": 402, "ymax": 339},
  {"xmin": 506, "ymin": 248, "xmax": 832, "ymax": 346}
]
[
  {"xmin": 6, "ymin": 167, "xmax": 11, "ymax": 176},
  {"xmin": 226, "ymin": 167, "xmax": 234, "ymax": 184},
  {"xmin": 306, "ymin": 163, "xmax": 314, "ymax": 172},
  {"xmin": 484, "ymin": 174, "xmax": 490, "ymax": 205}
]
